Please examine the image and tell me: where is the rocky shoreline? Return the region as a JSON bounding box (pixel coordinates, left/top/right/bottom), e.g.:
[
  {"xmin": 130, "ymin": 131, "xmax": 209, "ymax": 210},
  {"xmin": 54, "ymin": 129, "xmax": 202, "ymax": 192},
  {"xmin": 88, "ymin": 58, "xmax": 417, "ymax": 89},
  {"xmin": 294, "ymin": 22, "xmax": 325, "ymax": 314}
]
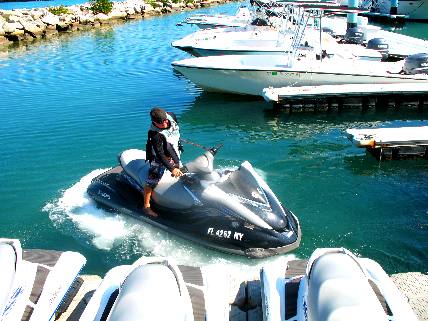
[{"xmin": 0, "ymin": 0, "xmax": 238, "ymax": 50}]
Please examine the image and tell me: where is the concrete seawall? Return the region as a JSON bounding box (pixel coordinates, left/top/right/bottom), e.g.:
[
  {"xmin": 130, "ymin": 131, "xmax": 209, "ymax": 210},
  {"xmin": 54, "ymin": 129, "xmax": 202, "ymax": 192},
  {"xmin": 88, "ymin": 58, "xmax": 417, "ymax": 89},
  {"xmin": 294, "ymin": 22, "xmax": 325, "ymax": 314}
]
[{"xmin": 0, "ymin": 0, "xmax": 238, "ymax": 50}]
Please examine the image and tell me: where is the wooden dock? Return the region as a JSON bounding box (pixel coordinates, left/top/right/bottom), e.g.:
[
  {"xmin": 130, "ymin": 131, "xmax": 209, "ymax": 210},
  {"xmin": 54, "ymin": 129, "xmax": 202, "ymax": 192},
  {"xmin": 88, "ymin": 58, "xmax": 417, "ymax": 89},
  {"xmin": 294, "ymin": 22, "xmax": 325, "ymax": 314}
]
[
  {"xmin": 346, "ymin": 126, "xmax": 428, "ymax": 160},
  {"xmin": 262, "ymin": 83, "xmax": 428, "ymax": 112},
  {"xmin": 55, "ymin": 262, "xmax": 428, "ymax": 321}
]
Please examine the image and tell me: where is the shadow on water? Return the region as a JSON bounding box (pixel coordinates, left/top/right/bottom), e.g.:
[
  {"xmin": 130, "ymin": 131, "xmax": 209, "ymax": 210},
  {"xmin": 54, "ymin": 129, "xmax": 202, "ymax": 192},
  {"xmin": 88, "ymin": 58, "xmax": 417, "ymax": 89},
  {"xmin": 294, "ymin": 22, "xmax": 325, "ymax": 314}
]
[{"xmin": 181, "ymin": 92, "xmax": 428, "ymax": 133}]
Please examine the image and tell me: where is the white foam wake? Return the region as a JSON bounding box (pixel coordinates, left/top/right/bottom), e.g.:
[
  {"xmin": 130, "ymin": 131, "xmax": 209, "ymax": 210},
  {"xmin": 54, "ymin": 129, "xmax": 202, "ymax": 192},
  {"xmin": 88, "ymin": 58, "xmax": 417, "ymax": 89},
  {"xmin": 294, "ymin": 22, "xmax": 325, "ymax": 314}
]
[
  {"xmin": 43, "ymin": 169, "xmax": 129, "ymax": 250},
  {"xmin": 43, "ymin": 168, "xmax": 297, "ymax": 270}
]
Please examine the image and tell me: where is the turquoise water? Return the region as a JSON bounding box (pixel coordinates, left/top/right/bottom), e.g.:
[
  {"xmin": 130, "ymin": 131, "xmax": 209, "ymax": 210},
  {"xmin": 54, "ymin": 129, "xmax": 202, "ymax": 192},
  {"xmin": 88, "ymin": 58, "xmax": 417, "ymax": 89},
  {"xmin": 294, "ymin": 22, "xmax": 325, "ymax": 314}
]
[{"xmin": 0, "ymin": 2, "xmax": 427, "ymax": 276}]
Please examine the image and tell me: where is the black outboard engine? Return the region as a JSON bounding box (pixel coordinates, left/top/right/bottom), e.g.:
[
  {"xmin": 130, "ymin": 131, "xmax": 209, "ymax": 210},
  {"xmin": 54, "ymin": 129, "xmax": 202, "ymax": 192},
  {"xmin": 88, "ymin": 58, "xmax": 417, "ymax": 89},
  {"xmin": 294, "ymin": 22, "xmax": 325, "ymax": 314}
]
[
  {"xmin": 322, "ymin": 27, "xmax": 335, "ymax": 37},
  {"xmin": 344, "ymin": 27, "xmax": 365, "ymax": 45},
  {"xmin": 251, "ymin": 18, "xmax": 269, "ymax": 26},
  {"xmin": 367, "ymin": 38, "xmax": 389, "ymax": 60},
  {"xmin": 402, "ymin": 53, "xmax": 428, "ymax": 75}
]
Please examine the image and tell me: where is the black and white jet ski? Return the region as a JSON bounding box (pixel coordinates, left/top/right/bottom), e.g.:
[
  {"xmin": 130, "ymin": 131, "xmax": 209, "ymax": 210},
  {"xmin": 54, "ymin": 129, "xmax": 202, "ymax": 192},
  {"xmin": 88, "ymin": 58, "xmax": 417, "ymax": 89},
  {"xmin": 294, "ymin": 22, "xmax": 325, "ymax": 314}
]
[{"xmin": 87, "ymin": 146, "xmax": 301, "ymax": 258}]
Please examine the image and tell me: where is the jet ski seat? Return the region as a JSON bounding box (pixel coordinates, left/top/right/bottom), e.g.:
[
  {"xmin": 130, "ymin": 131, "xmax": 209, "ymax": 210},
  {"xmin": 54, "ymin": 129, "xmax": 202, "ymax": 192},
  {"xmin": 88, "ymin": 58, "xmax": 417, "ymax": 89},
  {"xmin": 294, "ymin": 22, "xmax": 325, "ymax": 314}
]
[
  {"xmin": 106, "ymin": 264, "xmax": 191, "ymax": 321},
  {"xmin": 0, "ymin": 242, "xmax": 18, "ymax": 314},
  {"xmin": 119, "ymin": 149, "xmax": 149, "ymax": 188},
  {"xmin": 307, "ymin": 252, "xmax": 388, "ymax": 321}
]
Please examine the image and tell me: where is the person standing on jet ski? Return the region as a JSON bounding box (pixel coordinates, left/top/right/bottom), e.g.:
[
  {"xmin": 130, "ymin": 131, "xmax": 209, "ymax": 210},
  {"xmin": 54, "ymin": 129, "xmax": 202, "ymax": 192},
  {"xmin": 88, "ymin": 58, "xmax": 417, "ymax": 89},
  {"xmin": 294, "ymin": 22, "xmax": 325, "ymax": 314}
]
[{"xmin": 143, "ymin": 107, "xmax": 184, "ymax": 217}]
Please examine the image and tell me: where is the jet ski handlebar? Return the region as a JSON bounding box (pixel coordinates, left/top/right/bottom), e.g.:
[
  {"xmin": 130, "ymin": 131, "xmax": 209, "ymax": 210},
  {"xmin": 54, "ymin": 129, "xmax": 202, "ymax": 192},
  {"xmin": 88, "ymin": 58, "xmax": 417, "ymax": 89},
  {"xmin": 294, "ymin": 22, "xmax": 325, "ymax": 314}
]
[
  {"xmin": 209, "ymin": 143, "xmax": 223, "ymax": 156},
  {"xmin": 180, "ymin": 138, "xmax": 223, "ymax": 155}
]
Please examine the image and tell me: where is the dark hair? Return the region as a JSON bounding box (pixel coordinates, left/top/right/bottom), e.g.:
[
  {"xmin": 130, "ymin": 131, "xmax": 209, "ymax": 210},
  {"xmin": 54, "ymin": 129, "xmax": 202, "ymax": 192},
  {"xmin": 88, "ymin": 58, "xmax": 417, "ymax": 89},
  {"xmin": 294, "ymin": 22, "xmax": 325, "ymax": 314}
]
[{"xmin": 150, "ymin": 107, "xmax": 167, "ymax": 124}]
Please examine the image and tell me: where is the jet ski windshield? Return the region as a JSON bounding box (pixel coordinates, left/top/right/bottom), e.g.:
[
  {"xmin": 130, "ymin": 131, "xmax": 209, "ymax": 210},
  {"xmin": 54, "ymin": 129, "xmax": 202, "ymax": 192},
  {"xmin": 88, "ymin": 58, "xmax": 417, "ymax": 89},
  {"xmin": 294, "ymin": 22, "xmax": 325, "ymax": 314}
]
[{"xmin": 216, "ymin": 162, "xmax": 290, "ymax": 231}]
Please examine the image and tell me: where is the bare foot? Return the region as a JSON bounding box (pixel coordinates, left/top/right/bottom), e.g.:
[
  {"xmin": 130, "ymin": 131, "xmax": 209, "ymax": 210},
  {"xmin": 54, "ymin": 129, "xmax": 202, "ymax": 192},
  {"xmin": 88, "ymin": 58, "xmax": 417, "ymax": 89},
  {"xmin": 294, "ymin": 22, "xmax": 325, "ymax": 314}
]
[{"xmin": 143, "ymin": 207, "xmax": 158, "ymax": 218}]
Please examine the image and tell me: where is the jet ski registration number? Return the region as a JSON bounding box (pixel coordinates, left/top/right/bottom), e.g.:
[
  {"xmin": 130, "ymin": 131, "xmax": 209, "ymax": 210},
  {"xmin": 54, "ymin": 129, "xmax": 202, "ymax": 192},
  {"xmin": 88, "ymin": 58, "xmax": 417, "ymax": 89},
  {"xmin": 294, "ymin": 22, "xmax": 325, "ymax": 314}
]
[{"xmin": 207, "ymin": 228, "xmax": 244, "ymax": 241}]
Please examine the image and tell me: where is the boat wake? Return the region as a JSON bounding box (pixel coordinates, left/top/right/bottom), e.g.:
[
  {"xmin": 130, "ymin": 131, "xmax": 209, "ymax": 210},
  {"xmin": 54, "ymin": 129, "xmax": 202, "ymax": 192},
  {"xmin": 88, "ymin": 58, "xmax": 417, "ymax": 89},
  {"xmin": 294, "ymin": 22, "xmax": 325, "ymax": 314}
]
[{"xmin": 43, "ymin": 168, "xmax": 297, "ymax": 270}]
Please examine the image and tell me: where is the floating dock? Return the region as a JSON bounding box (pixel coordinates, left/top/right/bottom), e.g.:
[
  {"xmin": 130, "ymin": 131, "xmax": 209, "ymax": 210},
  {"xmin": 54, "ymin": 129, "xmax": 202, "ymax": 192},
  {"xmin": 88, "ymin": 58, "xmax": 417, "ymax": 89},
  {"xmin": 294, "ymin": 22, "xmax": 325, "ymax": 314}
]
[
  {"xmin": 56, "ymin": 261, "xmax": 428, "ymax": 321},
  {"xmin": 346, "ymin": 126, "xmax": 428, "ymax": 159},
  {"xmin": 361, "ymin": 12, "xmax": 408, "ymax": 24},
  {"xmin": 262, "ymin": 83, "xmax": 428, "ymax": 112}
]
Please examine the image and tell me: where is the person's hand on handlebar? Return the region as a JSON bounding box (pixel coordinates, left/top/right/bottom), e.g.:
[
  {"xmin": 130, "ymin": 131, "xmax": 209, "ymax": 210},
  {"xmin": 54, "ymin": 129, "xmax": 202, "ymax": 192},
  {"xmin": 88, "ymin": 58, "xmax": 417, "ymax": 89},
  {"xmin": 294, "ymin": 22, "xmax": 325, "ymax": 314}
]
[{"xmin": 171, "ymin": 168, "xmax": 184, "ymax": 178}]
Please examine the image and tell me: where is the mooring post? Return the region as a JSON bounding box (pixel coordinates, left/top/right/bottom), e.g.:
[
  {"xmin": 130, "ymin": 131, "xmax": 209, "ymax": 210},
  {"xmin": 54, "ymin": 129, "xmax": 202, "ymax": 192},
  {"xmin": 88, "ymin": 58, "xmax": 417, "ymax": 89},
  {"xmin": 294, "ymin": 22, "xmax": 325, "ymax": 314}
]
[
  {"xmin": 347, "ymin": 0, "xmax": 358, "ymax": 29},
  {"xmin": 327, "ymin": 98, "xmax": 332, "ymax": 113},
  {"xmin": 362, "ymin": 96, "xmax": 369, "ymax": 112},
  {"xmin": 394, "ymin": 95, "xmax": 401, "ymax": 110},
  {"xmin": 314, "ymin": 99, "xmax": 319, "ymax": 113},
  {"xmin": 418, "ymin": 97, "xmax": 424, "ymax": 111},
  {"xmin": 338, "ymin": 99, "xmax": 343, "ymax": 113},
  {"xmin": 375, "ymin": 97, "xmax": 388, "ymax": 110},
  {"xmin": 390, "ymin": 0, "xmax": 398, "ymax": 15}
]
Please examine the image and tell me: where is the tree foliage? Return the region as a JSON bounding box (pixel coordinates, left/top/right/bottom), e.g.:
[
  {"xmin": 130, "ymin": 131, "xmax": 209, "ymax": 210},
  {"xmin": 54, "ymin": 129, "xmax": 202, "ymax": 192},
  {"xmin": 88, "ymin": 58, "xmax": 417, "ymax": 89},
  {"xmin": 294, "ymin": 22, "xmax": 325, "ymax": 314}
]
[
  {"xmin": 89, "ymin": 0, "xmax": 114, "ymax": 15},
  {"xmin": 48, "ymin": 5, "xmax": 71, "ymax": 15}
]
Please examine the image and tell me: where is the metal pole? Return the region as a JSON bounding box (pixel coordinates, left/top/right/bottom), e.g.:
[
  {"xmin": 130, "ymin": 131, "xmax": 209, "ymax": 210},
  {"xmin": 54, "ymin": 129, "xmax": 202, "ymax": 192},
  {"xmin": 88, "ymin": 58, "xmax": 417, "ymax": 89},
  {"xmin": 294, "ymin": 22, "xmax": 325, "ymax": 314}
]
[
  {"xmin": 390, "ymin": 0, "xmax": 398, "ymax": 15},
  {"xmin": 347, "ymin": 0, "xmax": 358, "ymax": 29}
]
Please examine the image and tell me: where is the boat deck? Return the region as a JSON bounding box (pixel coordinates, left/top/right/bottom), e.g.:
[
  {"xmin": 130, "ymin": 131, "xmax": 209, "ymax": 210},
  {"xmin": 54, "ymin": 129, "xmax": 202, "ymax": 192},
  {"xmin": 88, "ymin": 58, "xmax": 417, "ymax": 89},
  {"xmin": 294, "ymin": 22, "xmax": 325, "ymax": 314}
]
[{"xmin": 56, "ymin": 260, "xmax": 428, "ymax": 321}]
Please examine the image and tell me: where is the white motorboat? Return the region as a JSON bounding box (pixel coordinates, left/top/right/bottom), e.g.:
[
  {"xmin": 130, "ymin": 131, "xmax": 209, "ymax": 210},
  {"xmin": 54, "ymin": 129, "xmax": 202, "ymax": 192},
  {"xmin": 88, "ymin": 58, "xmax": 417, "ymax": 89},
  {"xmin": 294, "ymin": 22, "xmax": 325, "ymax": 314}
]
[
  {"xmin": 80, "ymin": 257, "xmax": 231, "ymax": 321},
  {"xmin": 173, "ymin": 2, "xmax": 428, "ymax": 96},
  {"xmin": 172, "ymin": 52, "xmax": 428, "ymax": 96},
  {"xmin": 172, "ymin": 23, "xmax": 383, "ymax": 59},
  {"xmin": 172, "ymin": 25, "xmax": 286, "ymax": 56},
  {"xmin": 260, "ymin": 247, "xmax": 419, "ymax": 321},
  {"xmin": 0, "ymin": 238, "xmax": 86, "ymax": 321},
  {"xmin": 183, "ymin": 6, "xmax": 253, "ymax": 29},
  {"xmin": 355, "ymin": 0, "xmax": 428, "ymax": 21}
]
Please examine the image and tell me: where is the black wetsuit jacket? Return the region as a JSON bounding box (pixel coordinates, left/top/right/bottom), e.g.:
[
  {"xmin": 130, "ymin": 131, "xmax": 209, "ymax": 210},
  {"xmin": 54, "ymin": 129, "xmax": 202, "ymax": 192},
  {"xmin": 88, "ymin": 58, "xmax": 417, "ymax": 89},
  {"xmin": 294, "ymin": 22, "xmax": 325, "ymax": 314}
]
[{"xmin": 146, "ymin": 112, "xmax": 180, "ymax": 172}]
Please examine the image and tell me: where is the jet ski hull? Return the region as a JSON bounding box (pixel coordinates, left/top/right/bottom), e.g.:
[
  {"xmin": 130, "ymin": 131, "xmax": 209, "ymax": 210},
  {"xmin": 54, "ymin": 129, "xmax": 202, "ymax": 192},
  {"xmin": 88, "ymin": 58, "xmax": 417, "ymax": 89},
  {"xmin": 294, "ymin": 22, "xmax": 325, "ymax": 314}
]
[{"xmin": 87, "ymin": 166, "xmax": 301, "ymax": 258}]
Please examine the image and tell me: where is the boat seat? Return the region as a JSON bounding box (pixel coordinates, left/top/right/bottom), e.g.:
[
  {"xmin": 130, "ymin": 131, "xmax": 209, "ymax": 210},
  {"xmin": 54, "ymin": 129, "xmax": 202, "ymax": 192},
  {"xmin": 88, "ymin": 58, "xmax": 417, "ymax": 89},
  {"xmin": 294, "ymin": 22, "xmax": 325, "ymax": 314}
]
[
  {"xmin": 119, "ymin": 149, "xmax": 149, "ymax": 188},
  {"xmin": 106, "ymin": 264, "xmax": 189, "ymax": 321},
  {"xmin": 0, "ymin": 243, "xmax": 18, "ymax": 313},
  {"xmin": 307, "ymin": 252, "xmax": 388, "ymax": 321}
]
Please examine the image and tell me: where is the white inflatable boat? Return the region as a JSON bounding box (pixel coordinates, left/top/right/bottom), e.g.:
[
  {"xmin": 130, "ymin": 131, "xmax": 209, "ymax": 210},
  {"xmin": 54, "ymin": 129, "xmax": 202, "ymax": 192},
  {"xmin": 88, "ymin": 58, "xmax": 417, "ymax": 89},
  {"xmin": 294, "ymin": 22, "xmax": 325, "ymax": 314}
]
[
  {"xmin": 260, "ymin": 248, "xmax": 418, "ymax": 321},
  {"xmin": 80, "ymin": 257, "xmax": 230, "ymax": 321},
  {"xmin": 0, "ymin": 238, "xmax": 86, "ymax": 321}
]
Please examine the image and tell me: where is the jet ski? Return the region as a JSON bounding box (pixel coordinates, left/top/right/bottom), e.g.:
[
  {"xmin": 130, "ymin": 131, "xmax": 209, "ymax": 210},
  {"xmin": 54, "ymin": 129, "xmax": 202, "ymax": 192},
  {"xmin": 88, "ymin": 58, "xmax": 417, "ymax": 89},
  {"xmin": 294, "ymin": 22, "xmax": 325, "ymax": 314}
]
[
  {"xmin": 0, "ymin": 238, "xmax": 86, "ymax": 321},
  {"xmin": 79, "ymin": 256, "xmax": 231, "ymax": 321},
  {"xmin": 87, "ymin": 146, "xmax": 301, "ymax": 258},
  {"xmin": 260, "ymin": 248, "xmax": 418, "ymax": 321}
]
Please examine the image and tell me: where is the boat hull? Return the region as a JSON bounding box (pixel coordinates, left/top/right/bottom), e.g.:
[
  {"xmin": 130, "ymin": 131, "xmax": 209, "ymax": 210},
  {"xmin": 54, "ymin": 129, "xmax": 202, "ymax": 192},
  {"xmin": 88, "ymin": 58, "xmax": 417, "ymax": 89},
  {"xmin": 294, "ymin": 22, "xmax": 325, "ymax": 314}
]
[
  {"xmin": 172, "ymin": 63, "xmax": 428, "ymax": 96},
  {"xmin": 378, "ymin": 0, "xmax": 428, "ymax": 20}
]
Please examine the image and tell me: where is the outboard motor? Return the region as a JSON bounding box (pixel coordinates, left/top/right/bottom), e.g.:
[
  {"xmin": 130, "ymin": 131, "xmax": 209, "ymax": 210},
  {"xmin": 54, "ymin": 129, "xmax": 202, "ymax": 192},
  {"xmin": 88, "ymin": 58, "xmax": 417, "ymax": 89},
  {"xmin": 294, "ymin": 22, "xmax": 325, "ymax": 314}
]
[
  {"xmin": 367, "ymin": 38, "xmax": 389, "ymax": 60},
  {"xmin": 402, "ymin": 53, "xmax": 428, "ymax": 75},
  {"xmin": 251, "ymin": 18, "xmax": 269, "ymax": 26},
  {"xmin": 322, "ymin": 27, "xmax": 335, "ymax": 38},
  {"xmin": 344, "ymin": 27, "xmax": 365, "ymax": 45}
]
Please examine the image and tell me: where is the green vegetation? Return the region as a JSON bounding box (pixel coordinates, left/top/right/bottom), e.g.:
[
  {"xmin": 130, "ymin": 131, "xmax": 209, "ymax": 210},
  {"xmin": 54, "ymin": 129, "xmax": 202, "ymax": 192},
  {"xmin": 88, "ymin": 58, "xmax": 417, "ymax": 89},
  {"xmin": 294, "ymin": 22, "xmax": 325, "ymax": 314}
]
[
  {"xmin": 89, "ymin": 0, "xmax": 113, "ymax": 14},
  {"xmin": 48, "ymin": 5, "xmax": 71, "ymax": 15},
  {"xmin": 146, "ymin": 0, "xmax": 162, "ymax": 8}
]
